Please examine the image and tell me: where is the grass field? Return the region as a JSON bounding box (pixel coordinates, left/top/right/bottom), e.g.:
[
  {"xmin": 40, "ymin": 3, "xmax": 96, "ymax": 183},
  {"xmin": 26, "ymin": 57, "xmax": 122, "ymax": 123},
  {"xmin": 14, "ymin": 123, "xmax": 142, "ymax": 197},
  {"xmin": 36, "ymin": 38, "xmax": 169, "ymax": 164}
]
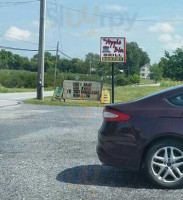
[
  {"xmin": 0, "ymin": 86, "xmax": 52, "ymax": 93},
  {"xmin": 25, "ymin": 85, "xmax": 166, "ymax": 107},
  {"xmin": 115, "ymin": 86, "xmax": 165, "ymax": 102}
]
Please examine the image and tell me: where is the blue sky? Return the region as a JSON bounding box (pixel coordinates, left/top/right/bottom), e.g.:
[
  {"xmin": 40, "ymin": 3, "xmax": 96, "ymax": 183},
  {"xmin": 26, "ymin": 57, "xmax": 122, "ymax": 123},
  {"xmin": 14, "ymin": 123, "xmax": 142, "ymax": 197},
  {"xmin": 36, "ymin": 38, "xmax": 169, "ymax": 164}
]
[{"xmin": 1, "ymin": 0, "xmax": 183, "ymax": 64}]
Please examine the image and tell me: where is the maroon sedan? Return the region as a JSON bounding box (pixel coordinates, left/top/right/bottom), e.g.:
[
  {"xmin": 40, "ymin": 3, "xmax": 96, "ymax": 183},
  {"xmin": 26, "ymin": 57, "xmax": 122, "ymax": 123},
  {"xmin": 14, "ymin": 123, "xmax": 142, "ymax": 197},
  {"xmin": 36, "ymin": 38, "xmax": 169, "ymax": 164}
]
[{"xmin": 97, "ymin": 85, "xmax": 183, "ymax": 189}]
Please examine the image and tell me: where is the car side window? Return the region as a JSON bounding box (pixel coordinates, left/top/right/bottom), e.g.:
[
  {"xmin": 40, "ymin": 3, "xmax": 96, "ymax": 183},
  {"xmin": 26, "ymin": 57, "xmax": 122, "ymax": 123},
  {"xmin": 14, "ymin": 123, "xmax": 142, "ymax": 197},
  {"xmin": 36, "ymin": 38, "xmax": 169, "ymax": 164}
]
[{"xmin": 168, "ymin": 94, "xmax": 183, "ymax": 106}]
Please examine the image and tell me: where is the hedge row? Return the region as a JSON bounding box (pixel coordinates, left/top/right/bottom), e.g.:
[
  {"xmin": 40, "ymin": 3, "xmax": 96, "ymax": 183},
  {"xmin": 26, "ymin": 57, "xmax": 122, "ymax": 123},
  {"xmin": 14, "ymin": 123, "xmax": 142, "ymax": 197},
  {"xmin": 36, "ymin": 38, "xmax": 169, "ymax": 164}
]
[{"xmin": 0, "ymin": 70, "xmax": 102, "ymax": 88}]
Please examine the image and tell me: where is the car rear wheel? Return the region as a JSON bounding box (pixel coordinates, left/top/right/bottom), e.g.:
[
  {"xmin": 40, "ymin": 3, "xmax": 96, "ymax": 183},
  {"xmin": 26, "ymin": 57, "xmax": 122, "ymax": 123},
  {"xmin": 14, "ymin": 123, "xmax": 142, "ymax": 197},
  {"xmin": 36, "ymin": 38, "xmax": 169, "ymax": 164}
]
[{"xmin": 145, "ymin": 140, "xmax": 183, "ymax": 189}]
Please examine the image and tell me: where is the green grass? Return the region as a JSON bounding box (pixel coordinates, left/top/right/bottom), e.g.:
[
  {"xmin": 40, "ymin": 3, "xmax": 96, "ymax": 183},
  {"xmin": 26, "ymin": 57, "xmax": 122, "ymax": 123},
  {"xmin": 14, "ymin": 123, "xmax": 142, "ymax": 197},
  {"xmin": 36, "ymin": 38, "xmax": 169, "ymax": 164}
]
[
  {"xmin": 25, "ymin": 97, "xmax": 104, "ymax": 107},
  {"xmin": 25, "ymin": 85, "xmax": 166, "ymax": 107},
  {"xmin": 115, "ymin": 86, "xmax": 165, "ymax": 102},
  {"xmin": 140, "ymin": 78, "xmax": 154, "ymax": 84},
  {"xmin": 0, "ymin": 86, "xmax": 53, "ymax": 93}
]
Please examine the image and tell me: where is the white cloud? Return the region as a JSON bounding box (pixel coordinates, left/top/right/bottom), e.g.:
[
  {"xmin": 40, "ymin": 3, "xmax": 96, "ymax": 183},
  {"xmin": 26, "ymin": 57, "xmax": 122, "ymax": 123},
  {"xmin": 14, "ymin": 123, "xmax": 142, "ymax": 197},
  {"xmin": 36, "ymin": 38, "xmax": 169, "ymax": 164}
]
[
  {"xmin": 158, "ymin": 33, "xmax": 183, "ymax": 50},
  {"xmin": 4, "ymin": 26, "xmax": 31, "ymax": 40},
  {"xmin": 148, "ymin": 23, "xmax": 174, "ymax": 33},
  {"xmin": 166, "ymin": 35, "xmax": 183, "ymax": 50},
  {"xmin": 105, "ymin": 4, "xmax": 127, "ymax": 11},
  {"xmin": 158, "ymin": 34, "xmax": 172, "ymax": 42},
  {"xmin": 32, "ymin": 20, "xmax": 53, "ymax": 29}
]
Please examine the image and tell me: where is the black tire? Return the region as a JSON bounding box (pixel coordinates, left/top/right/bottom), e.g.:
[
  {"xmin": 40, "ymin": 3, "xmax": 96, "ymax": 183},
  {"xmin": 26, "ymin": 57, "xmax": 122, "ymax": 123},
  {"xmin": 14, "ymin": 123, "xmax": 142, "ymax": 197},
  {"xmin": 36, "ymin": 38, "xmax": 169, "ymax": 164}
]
[{"xmin": 144, "ymin": 139, "xmax": 183, "ymax": 189}]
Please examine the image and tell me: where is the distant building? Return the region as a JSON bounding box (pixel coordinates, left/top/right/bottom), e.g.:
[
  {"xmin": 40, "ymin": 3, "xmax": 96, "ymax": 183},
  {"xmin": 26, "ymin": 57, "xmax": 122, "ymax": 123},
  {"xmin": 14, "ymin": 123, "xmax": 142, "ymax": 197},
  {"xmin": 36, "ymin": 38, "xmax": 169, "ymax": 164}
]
[{"xmin": 140, "ymin": 63, "xmax": 151, "ymax": 79}]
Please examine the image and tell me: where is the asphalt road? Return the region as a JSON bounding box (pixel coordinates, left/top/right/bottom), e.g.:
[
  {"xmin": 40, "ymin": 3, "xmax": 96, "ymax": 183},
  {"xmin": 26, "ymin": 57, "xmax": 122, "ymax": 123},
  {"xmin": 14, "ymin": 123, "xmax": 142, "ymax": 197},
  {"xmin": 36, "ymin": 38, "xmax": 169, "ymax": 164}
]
[
  {"xmin": 0, "ymin": 94, "xmax": 183, "ymax": 199},
  {"xmin": 0, "ymin": 91, "xmax": 53, "ymax": 108}
]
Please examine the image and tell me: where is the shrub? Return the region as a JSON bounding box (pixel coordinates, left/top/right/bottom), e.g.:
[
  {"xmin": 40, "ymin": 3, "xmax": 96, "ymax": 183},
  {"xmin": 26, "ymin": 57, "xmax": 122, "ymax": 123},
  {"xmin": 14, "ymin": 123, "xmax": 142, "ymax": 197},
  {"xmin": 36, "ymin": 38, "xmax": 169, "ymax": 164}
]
[
  {"xmin": 115, "ymin": 74, "xmax": 129, "ymax": 86},
  {"xmin": 129, "ymin": 74, "xmax": 140, "ymax": 84},
  {"xmin": 160, "ymin": 80, "xmax": 183, "ymax": 87},
  {"xmin": 0, "ymin": 70, "xmax": 102, "ymax": 88}
]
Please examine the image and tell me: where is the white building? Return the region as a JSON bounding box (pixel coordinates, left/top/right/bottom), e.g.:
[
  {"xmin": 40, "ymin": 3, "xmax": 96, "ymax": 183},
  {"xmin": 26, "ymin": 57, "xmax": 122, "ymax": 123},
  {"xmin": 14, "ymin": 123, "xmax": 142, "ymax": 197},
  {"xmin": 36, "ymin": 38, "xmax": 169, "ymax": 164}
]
[{"xmin": 140, "ymin": 63, "xmax": 151, "ymax": 79}]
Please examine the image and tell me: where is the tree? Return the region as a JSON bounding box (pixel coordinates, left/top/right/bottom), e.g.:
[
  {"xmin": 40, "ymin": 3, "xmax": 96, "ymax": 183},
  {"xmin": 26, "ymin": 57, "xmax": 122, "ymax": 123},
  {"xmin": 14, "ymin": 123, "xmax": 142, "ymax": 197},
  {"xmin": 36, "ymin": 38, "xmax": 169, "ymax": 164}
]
[
  {"xmin": 150, "ymin": 64, "xmax": 162, "ymax": 83},
  {"xmin": 85, "ymin": 53, "xmax": 100, "ymax": 74},
  {"xmin": 0, "ymin": 41, "xmax": 151, "ymax": 79},
  {"xmin": 159, "ymin": 48, "xmax": 183, "ymax": 81},
  {"xmin": 0, "ymin": 50, "xmax": 14, "ymax": 69},
  {"xmin": 124, "ymin": 42, "xmax": 150, "ymax": 76}
]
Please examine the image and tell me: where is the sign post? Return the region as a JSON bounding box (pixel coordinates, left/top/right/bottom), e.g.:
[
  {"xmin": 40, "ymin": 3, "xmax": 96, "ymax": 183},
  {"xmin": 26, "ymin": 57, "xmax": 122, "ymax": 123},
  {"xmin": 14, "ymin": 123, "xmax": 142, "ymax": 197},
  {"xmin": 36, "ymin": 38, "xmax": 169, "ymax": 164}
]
[
  {"xmin": 100, "ymin": 37, "xmax": 126, "ymax": 103},
  {"xmin": 112, "ymin": 62, "xmax": 115, "ymax": 103}
]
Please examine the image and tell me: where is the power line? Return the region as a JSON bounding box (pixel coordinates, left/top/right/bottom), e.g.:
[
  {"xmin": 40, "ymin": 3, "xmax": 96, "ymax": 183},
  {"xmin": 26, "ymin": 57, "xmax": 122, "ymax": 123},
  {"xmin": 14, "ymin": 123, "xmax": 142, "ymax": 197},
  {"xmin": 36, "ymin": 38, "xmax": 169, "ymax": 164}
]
[
  {"xmin": 47, "ymin": 1, "xmax": 183, "ymax": 22},
  {"xmin": 58, "ymin": 50, "xmax": 72, "ymax": 60},
  {"xmin": 0, "ymin": 35, "xmax": 72, "ymax": 59},
  {"xmin": 0, "ymin": 0, "xmax": 39, "ymax": 5},
  {"xmin": 0, "ymin": 45, "xmax": 72, "ymax": 60},
  {"xmin": 0, "ymin": 0, "xmax": 39, "ymax": 7},
  {"xmin": 0, "ymin": 34, "xmax": 39, "ymax": 46},
  {"xmin": 0, "ymin": 45, "xmax": 55, "ymax": 52},
  {"xmin": 46, "ymin": 3, "xmax": 57, "ymax": 45},
  {"xmin": 54, "ymin": 0, "xmax": 62, "ymax": 49},
  {"xmin": 0, "ymin": 34, "xmax": 55, "ymax": 49}
]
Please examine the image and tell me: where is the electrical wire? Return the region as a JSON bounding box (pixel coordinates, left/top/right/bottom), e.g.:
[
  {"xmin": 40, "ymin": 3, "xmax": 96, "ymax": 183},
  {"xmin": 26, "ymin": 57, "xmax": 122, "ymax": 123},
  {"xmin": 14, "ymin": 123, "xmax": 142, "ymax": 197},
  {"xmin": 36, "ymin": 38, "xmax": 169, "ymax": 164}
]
[
  {"xmin": 0, "ymin": 45, "xmax": 56, "ymax": 52},
  {"xmin": 46, "ymin": 3, "xmax": 57, "ymax": 45},
  {"xmin": 0, "ymin": 0, "xmax": 39, "ymax": 5},
  {"xmin": 54, "ymin": 0, "xmax": 62, "ymax": 49},
  {"xmin": 0, "ymin": 34, "xmax": 72, "ymax": 59},
  {"xmin": 58, "ymin": 50, "xmax": 72, "ymax": 60},
  {"xmin": 0, "ymin": 0, "xmax": 39, "ymax": 7},
  {"xmin": 0, "ymin": 34, "xmax": 56, "ymax": 49},
  {"xmin": 0, "ymin": 45, "xmax": 72, "ymax": 60},
  {"xmin": 47, "ymin": 1, "xmax": 183, "ymax": 22}
]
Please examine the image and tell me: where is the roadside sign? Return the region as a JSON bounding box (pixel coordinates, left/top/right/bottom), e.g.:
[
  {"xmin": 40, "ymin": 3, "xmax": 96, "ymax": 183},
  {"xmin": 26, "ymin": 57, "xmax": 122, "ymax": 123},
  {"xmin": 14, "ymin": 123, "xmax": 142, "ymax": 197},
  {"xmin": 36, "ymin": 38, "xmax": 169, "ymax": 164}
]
[
  {"xmin": 100, "ymin": 37, "xmax": 126, "ymax": 63},
  {"xmin": 52, "ymin": 87, "xmax": 63, "ymax": 100},
  {"xmin": 101, "ymin": 89, "xmax": 111, "ymax": 104},
  {"xmin": 63, "ymin": 80, "xmax": 102, "ymax": 100},
  {"xmin": 100, "ymin": 37, "xmax": 127, "ymax": 104}
]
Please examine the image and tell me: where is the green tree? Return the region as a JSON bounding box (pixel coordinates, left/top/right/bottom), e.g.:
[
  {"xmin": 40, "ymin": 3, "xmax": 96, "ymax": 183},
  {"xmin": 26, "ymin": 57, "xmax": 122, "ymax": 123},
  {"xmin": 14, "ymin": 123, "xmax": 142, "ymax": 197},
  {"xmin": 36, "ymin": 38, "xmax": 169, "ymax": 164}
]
[
  {"xmin": 124, "ymin": 42, "xmax": 150, "ymax": 76},
  {"xmin": 150, "ymin": 64, "xmax": 162, "ymax": 83},
  {"xmin": 159, "ymin": 48, "xmax": 183, "ymax": 81}
]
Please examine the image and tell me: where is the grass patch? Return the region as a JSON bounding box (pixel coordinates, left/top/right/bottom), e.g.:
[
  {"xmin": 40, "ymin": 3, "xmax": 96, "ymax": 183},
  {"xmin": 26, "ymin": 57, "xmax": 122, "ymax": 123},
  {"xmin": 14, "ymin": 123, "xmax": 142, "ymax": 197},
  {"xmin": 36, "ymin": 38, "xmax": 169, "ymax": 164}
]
[
  {"xmin": 25, "ymin": 97, "xmax": 104, "ymax": 107},
  {"xmin": 140, "ymin": 78, "xmax": 154, "ymax": 84},
  {"xmin": 115, "ymin": 86, "xmax": 165, "ymax": 102},
  {"xmin": 0, "ymin": 86, "xmax": 52, "ymax": 93},
  {"xmin": 25, "ymin": 86, "xmax": 166, "ymax": 107}
]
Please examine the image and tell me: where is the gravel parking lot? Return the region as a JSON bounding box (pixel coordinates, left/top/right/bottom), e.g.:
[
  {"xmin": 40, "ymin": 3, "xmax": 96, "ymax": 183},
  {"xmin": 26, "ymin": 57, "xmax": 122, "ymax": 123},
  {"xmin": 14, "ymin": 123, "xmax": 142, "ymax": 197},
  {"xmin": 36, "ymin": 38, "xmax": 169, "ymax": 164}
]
[{"xmin": 0, "ymin": 103, "xmax": 183, "ymax": 200}]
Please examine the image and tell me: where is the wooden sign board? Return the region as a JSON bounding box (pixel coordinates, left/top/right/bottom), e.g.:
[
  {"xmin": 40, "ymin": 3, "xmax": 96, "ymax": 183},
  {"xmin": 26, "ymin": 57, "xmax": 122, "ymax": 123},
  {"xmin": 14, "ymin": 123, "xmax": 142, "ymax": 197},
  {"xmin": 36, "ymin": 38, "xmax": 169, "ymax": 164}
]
[{"xmin": 63, "ymin": 80, "xmax": 102, "ymax": 100}]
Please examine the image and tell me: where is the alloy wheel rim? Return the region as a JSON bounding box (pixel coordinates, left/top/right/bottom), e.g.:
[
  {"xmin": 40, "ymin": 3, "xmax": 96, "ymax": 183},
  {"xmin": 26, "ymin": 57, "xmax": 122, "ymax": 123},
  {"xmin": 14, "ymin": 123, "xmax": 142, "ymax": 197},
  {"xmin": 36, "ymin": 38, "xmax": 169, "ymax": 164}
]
[{"xmin": 151, "ymin": 146, "xmax": 183, "ymax": 183}]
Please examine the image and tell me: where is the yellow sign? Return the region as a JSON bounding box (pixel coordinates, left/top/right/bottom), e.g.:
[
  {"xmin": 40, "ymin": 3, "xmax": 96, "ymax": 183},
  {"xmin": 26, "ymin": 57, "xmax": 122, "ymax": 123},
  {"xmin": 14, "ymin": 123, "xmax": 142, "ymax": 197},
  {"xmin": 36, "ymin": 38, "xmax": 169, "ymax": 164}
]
[{"xmin": 101, "ymin": 89, "xmax": 111, "ymax": 104}]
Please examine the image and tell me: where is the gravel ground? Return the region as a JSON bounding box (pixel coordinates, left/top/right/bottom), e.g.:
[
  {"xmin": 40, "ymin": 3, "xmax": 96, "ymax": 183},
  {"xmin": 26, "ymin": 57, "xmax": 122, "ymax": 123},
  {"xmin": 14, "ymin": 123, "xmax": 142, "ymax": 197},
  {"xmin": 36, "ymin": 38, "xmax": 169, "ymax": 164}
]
[{"xmin": 0, "ymin": 103, "xmax": 183, "ymax": 200}]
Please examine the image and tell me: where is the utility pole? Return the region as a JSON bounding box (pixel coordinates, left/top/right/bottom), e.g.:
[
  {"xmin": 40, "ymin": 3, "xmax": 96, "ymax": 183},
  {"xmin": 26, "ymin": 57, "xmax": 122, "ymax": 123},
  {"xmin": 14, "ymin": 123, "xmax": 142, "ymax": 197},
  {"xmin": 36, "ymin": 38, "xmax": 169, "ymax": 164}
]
[
  {"xmin": 53, "ymin": 42, "xmax": 59, "ymax": 90},
  {"xmin": 37, "ymin": 0, "xmax": 46, "ymax": 100},
  {"xmin": 90, "ymin": 60, "xmax": 91, "ymax": 75}
]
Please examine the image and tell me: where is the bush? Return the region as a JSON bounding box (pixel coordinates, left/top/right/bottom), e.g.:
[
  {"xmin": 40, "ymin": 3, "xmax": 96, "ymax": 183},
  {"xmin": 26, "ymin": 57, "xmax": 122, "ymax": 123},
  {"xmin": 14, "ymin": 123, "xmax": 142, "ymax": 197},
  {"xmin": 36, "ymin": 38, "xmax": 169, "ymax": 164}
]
[
  {"xmin": 115, "ymin": 74, "xmax": 129, "ymax": 86},
  {"xmin": 160, "ymin": 80, "xmax": 183, "ymax": 87},
  {"xmin": 129, "ymin": 74, "xmax": 140, "ymax": 84},
  {"xmin": 0, "ymin": 70, "xmax": 37, "ymax": 88},
  {"xmin": 0, "ymin": 70, "xmax": 102, "ymax": 88}
]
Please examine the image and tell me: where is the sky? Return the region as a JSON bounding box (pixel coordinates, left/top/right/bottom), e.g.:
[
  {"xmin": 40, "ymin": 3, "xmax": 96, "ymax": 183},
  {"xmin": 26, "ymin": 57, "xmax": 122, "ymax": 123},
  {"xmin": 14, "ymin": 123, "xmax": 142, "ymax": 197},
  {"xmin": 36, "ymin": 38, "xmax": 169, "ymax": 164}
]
[{"xmin": 0, "ymin": 0, "xmax": 183, "ymax": 64}]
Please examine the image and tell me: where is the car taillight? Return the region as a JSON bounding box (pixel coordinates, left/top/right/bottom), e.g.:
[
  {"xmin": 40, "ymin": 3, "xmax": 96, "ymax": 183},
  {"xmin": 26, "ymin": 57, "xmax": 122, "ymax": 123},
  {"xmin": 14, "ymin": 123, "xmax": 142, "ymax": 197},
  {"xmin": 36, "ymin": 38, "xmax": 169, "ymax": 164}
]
[{"xmin": 103, "ymin": 109, "xmax": 130, "ymax": 121}]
